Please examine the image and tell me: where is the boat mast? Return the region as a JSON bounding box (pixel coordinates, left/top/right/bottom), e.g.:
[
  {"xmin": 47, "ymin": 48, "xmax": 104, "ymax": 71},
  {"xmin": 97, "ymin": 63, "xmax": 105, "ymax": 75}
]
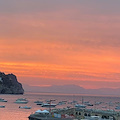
[
  {"xmin": 49, "ymin": 99, "xmax": 55, "ymax": 114},
  {"xmin": 82, "ymin": 97, "xmax": 84, "ymax": 104}
]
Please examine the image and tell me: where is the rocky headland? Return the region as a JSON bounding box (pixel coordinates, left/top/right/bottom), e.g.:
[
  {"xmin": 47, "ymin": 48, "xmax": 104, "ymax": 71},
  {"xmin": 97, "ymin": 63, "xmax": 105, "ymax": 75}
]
[{"xmin": 0, "ymin": 72, "xmax": 24, "ymax": 94}]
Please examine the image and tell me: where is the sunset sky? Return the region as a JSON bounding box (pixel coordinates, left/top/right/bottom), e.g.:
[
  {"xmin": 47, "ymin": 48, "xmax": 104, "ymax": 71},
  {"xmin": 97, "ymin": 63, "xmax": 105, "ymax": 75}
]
[{"xmin": 0, "ymin": 0, "xmax": 120, "ymax": 89}]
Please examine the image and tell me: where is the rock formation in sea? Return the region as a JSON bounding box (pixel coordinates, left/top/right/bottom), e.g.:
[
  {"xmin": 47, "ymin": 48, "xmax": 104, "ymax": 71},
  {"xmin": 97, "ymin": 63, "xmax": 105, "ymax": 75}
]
[{"xmin": 0, "ymin": 72, "xmax": 24, "ymax": 94}]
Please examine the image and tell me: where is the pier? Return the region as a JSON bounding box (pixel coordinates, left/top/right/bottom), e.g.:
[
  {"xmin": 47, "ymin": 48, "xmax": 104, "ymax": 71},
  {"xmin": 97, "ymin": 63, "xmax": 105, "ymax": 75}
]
[
  {"xmin": 51, "ymin": 108, "xmax": 120, "ymax": 120},
  {"xmin": 28, "ymin": 107, "xmax": 120, "ymax": 120}
]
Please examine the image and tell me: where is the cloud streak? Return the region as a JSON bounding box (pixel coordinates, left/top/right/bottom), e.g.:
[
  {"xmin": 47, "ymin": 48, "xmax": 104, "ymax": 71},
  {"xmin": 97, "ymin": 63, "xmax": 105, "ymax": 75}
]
[{"xmin": 0, "ymin": 0, "xmax": 120, "ymax": 89}]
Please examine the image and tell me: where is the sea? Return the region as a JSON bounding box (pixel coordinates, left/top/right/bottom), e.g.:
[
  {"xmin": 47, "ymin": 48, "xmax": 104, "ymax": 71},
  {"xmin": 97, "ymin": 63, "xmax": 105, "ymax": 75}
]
[{"xmin": 0, "ymin": 92, "xmax": 120, "ymax": 120}]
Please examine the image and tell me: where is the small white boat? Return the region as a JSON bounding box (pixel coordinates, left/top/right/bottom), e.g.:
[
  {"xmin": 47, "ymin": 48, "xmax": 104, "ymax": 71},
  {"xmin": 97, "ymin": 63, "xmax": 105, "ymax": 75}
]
[
  {"xmin": 29, "ymin": 109, "xmax": 50, "ymax": 119},
  {"xmin": 14, "ymin": 98, "xmax": 28, "ymax": 104},
  {"xmin": 57, "ymin": 101, "xmax": 66, "ymax": 105},
  {"xmin": 41, "ymin": 103, "xmax": 57, "ymax": 107},
  {"xmin": 102, "ymin": 106, "xmax": 107, "ymax": 108},
  {"xmin": 0, "ymin": 105, "xmax": 5, "ymax": 108},
  {"xmin": 95, "ymin": 102, "xmax": 102, "ymax": 105},
  {"xmin": 84, "ymin": 102, "xmax": 93, "ymax": 106},
  {"xmin": 19, "ymin": 106, "xmax": 31, "ymax": 109},
  {"xmin": 0, "ymin": 98, "xmax": 7, "ymax": 102},
  {"xmin": 115, "ymin": 106, "xmax": 120, "ymax": 110},
  {"xmin": 34, "ymin": 101, "xmax": 43, "ymax": 105},
  {"xmin": 75, "ymin": 104, "xmax": 86, "ymax": 108},
  {"xmin": 29, "ymin": 109, "xmax": 74, "ymax": 120}
]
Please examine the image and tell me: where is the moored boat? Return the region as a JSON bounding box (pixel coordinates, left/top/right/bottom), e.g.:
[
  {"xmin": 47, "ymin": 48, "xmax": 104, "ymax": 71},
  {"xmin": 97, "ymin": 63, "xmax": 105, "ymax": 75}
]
[
  {"xmin": 34, "ymin": 100, "xmax": 43, "ymax": 105},
  {"xmin": 0, "ymin": 105, "xmax": 5, "ymax": 108},
  {"xmin": 0, "ymin": 98, "xmax": 7, "ymax": 102},
  {"xmin": 14, "ymin": 98, "xmax": 28, "ymax": 104},
  {"xmin": 41, "ymin": 103, "xmax": 57, "ymax": 108},
  {"xmin": 19, "ymin": 106, "xmax": 31, "ymax": 109},
  {"xmin": 115, "ymin": 106, "xmax": 120, "ymax": 110},
  {"xmin": 28, "ymin": 109, "xmax": 75, "ymax": 120},
  {"xmin": 75, "ymin": 104, "xmax": 86, "ymax": 108}
]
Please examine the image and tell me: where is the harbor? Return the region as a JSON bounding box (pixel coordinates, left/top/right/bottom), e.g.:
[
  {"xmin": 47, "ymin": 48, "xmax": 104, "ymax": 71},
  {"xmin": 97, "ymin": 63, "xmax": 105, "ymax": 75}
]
[
  {"xmin": 1, "ymin": 92, "xmax": 120, "ymax": 120},
  {"xmin": 28, "ymin": 107, "xmax": 120, "ymax": 120}
]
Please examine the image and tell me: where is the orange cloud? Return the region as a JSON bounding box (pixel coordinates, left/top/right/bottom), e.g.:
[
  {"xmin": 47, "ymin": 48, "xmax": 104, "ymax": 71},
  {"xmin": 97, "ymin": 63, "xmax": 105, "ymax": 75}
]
[{"xmin": 1, "ymin": 1, "xmax": 120, "ymax": 89}]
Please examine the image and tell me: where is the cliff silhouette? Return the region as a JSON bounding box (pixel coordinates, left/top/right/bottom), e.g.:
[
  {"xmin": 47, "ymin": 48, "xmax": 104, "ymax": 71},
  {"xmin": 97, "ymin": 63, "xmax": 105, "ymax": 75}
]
[{"xmin": 0, "ymin": 72, "xmax": 24, "ymax": 94}]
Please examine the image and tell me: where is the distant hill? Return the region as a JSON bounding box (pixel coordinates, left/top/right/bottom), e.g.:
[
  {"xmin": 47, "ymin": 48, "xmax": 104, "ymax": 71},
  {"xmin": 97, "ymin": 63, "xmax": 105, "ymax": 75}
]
[{"xmin": 23, "ymin": 84, "xmax": 120, "ymax": 95}]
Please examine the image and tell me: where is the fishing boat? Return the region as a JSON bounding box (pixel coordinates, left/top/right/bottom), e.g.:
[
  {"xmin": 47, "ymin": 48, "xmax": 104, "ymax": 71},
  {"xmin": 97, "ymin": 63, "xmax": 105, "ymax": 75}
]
[
  {"xmin": 34, "ymin": 100, "xmax": 43, "ymax": 105},
  {"xmin": 84, "ymin": 101, "xmax": 93, "ymax": 106},
  {"xmin": 75, "ymin": 104, "xmax": 86, "ymax": 108},
  {"xmin": 19, "ymin": 106, "xmax": 31, "ymax": 109},
  {"xmin": 0, "ymin": 105, "xmax": 5, "ymax": 108},
  {"xmin": 14, "ymin": 98, "xmax": 28, "ymax": 104},
  {"xmin": 28, "ymin": 109, "xmax": 74, "ymax": 120},
  {"xmin": 41, "ymin": 103, "xmax": 57, "ymax": 108},
  {"xmin": 115, "ymin": 106, "xmax": 120, "ymax": 110},
  {"xmin": 0, "ymin": 98, "xmax": 7, "ymax": 102},
  {"xmin": 57, "ymin": 101, "xmax": 66, "ymax": 105}
]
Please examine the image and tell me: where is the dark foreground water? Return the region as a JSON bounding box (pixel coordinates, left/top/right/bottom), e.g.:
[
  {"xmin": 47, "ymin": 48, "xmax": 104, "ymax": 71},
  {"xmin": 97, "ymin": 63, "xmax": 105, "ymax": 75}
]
[{"xmin": 0, "ymin": 92, "xmax": 120, "ymax": 120}]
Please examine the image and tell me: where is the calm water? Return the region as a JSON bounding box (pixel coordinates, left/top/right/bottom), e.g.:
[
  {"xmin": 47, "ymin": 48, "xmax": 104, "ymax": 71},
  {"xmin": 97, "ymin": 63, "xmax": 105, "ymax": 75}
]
[{"xmin": 0, "ymin": 92, "xmax": 120, "ymax": 120}]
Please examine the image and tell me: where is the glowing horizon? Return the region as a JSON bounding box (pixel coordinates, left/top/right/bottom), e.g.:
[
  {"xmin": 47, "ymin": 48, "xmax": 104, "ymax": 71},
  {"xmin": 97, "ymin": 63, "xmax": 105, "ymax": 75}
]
[{"xmin": 0, "ymin": 0, "xmax": 120, "ymax": 89}]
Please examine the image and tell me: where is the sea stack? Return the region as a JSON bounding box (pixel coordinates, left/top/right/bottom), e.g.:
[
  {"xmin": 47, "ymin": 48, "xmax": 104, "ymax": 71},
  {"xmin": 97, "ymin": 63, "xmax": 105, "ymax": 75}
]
[{"xmin": 0, "ymin": 72, "xmax": 24, "ymax": 94}]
